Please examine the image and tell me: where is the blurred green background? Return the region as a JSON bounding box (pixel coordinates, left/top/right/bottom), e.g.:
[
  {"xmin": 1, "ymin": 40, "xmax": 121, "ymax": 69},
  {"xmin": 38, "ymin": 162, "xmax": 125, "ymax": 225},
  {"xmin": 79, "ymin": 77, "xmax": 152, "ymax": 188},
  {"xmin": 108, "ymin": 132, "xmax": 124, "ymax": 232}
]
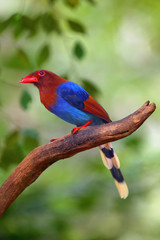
[{"xmin": 0, "ymin": 0, "xmax": 159, "ymax": 239}]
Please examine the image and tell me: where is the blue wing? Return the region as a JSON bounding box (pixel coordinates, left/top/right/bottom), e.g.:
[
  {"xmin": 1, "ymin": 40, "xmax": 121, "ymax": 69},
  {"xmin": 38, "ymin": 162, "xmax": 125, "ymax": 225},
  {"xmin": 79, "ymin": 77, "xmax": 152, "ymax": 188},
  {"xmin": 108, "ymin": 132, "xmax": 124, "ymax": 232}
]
[
  {"xmin": 57, "ymin": 81, "xmax": 89, "ymax": 109},
  {"xmin": 57, "ymin": 81, "xmax": 110, "ymax": 122},
  {"xmin": 50, "ymin": 81, "xmax": 109, "ymax": 126}
]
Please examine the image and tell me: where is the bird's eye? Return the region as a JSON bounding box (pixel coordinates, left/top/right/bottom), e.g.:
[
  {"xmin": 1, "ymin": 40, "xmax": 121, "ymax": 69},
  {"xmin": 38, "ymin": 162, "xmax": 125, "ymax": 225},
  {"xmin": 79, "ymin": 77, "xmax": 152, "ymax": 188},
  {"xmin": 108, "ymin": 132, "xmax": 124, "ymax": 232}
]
[{"xmin": 38, "ymin": 71, "xmax": 45, "ymax": 77}]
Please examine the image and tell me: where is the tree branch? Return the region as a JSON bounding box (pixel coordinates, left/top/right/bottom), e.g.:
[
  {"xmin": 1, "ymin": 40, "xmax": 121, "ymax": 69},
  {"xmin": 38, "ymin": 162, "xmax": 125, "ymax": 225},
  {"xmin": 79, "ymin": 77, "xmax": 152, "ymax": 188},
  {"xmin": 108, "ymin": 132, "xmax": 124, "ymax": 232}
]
[{"xmin": 0, "ymin": 101, "xmax": 156, "ymax": 217}]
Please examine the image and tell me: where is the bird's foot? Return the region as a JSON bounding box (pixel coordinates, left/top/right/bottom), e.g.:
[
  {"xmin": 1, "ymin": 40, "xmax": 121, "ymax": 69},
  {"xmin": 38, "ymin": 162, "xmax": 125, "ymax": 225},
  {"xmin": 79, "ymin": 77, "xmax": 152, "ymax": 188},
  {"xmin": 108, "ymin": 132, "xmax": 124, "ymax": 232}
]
[
  {"xmin": 50, "ymin": 138, "xmax": 59, "ymax": 142},
  {"xmin": 72, "ymin": 120, "xmax": 92, "ymax": 134}
]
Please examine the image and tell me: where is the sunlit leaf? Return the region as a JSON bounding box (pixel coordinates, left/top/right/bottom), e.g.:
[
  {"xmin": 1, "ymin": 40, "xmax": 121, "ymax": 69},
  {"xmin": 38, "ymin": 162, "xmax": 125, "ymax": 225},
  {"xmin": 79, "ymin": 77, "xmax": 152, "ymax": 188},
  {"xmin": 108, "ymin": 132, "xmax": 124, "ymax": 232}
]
[
  {"xmin": 73, "ymin": 42, "xmax": 85, "ymax": 59},
  {"xmin": 20, "ymin": 90, "xmax": 32, "ymax": 110},
  {"xmin": 67, "ymin": 20, "xmax": 85, "ymax": 33},
  {"xmin": 37, "ymin": 44, "xmax": 50, "ymax": 66},
  {"xmin": 81, "ymin": 79, "xmax": 101, "ymax": 98},
  {"xmin": 11, "ymin": 13, "xmax": 22, "ymax": 25}
]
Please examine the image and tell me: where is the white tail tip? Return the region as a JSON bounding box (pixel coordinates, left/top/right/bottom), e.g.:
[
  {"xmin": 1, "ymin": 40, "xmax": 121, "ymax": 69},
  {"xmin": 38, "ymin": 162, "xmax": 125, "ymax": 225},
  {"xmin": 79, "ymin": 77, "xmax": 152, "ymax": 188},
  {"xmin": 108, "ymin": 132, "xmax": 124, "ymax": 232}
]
[{"xmin": 114, "ymin": 180, "xmax": 129, "ymax": 199}]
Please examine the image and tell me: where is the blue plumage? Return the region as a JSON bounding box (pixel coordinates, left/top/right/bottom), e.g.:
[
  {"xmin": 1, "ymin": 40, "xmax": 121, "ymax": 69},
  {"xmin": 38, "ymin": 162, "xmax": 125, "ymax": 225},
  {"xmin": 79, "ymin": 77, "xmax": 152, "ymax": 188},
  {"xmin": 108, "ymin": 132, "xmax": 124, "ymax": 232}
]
[
  {"xmin": 50, "ymin": 82, "xmax": 104, "ymax": 126},
  {"xmin": 57, "ymin": 82, "xmax": 89, "ymax": 109}
]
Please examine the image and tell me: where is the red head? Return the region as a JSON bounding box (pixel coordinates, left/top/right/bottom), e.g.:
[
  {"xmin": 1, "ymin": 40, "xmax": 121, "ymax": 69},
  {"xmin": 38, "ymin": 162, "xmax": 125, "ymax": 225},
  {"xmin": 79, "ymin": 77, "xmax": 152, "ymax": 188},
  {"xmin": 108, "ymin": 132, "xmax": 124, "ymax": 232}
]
[
  {"xmin": 20, "ymin": 70, "xmax": 66, "ymax": 87},
  {"xmin": 20, "ymin": 70, "xmax": 67, "ymax": 109}
]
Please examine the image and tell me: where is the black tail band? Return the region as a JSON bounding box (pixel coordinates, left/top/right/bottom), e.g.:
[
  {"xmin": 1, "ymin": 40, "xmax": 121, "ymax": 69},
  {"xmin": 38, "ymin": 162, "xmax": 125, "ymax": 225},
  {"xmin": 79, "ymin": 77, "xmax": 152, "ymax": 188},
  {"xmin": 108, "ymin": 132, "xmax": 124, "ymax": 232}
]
[
  {"xmin": 101, "ymin": 147, "xmax": 114, "ymax": 159},
  {"xmin": 110, "ymin": 166, "xmax": 124, "ymax": 183}
]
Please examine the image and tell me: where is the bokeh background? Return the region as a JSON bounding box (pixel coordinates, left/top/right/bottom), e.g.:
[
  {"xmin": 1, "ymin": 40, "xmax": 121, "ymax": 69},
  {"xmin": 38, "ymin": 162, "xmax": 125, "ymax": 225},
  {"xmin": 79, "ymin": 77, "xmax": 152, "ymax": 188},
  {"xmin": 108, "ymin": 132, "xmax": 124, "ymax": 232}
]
[{"xmin": 0, "ymin": 0, "xmax": 160, "ymax": 239}]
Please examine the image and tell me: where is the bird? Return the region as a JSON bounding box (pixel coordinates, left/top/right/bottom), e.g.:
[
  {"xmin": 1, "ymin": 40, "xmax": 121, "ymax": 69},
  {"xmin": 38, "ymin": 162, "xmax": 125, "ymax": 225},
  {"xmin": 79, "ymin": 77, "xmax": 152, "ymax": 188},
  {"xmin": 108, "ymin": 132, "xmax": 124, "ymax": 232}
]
[{"xmin": 20, "ymin": 70, "xmax": 129, "ymax": 199}]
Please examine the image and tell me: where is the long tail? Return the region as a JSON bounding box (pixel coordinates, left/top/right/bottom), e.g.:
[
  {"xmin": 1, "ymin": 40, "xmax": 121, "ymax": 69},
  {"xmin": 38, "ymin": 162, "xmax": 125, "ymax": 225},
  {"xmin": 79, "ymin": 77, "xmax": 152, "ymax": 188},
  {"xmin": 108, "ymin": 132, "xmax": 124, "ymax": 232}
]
[{"xmin": 99, "ymin": 143, "xmax": 129, "ymax": 199}]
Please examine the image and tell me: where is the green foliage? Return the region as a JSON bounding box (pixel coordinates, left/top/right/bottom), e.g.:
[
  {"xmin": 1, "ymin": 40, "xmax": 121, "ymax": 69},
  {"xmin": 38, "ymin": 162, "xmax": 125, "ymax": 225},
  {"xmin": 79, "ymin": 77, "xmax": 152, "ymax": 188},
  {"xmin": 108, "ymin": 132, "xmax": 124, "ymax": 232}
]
[
  {"xmin": 73, "ymin": 41, "xmax": 85, "ymax": 59},
  {"xmin": 81, "ymin": 79, "xmax": 101, "ymax": 98},
  {"xmin": 67, "ymin": 19, "xmax": 86, "ymax": 33},
  {"xmin": 21, "ymin": 129, "xmax": 40, "ymax": 153},
  {"xmin": 20, "ymin": 90, "xmax": 32, "ymax": 110},
  {"xmin": 0, "ymin": 16, "xmax": 13, "ymax": 33},
  {"xmin": 86, "ymin": 0, "xmax": 96, "ymax": 4},
  {"xmin": 37, "ymin": 44, "xmax": 50, "ymax": 66},
  {"xmin": 64, "ymin": 0, "xmax": 79, "ymax": 8},
  {"xmin": 0, "ymin": 13, "xmax": 38, "ymax": 38},
  {"xmin": 0, "ymin": 129, "xmax": 39, "ymax": 170},
  {"xmin": 5, "ymin": 48, "xmax": 31, "ymax": 69},
  {"xmin": 13, "ymin": 15, "xmax": 37, "ymax": 38},
  {"xmin": 0, "ymin": 131, "xmax": 24, "ymax": 169},
  {"xmin": 41, "ymin": 13, "xmax": 61, "ymax": 34},
  {"xmin": 124, "ymin": 135, "xmax": 143, "ymax": 148}
]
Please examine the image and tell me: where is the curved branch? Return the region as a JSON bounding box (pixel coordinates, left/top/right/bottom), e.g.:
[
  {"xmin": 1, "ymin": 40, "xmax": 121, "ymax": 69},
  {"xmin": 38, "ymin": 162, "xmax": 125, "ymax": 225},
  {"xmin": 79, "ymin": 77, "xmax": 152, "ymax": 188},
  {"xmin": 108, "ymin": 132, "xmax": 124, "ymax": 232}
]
[{"xmin": 0, "ymin": 101, "xmax": 156, "ymax": 217}]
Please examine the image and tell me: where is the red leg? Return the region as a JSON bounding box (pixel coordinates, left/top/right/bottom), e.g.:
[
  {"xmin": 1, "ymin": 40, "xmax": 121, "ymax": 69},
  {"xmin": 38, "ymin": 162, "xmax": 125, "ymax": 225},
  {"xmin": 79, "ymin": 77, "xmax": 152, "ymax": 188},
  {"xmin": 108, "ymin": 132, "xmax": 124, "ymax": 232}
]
[
  {"xmin": 50, "ymin": 138, "xmax": 59, "ymax": 142},
  {"xmin": 72, "ymin": 120, "xmax": 92, "ymax": 134}
]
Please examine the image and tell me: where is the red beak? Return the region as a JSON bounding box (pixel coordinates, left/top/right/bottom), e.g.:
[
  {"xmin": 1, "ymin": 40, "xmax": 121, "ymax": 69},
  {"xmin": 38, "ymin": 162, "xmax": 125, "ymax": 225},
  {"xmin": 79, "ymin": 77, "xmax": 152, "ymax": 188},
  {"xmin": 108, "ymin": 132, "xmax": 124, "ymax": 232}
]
[{"xmin": 20, "ymin": 75, "xmax": 38, "ymax": 83}]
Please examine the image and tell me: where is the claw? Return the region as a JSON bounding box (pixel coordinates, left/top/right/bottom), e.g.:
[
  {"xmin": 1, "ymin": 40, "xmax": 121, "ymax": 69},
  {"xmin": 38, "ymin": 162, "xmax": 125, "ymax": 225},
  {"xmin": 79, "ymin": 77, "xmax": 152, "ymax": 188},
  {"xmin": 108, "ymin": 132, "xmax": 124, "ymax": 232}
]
[
  {"xmin": 72, "ymin": 120, "xmax": 92, "ymax": 134},
  {"xmin": 72, "ymin": 126, "xmax": 81, "ymax": 134},
  {"xmin": 50, "ymin": 138, "xmax": 59, "ymax": 142}
]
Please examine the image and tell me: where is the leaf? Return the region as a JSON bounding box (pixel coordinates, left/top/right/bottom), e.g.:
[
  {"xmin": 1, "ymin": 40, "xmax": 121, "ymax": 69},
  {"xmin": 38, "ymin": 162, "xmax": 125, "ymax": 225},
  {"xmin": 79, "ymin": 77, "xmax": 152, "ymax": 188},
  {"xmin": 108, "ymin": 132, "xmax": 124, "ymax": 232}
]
[
  {"xmin": 4, "ymin": 48, "xmax": 31, "ymax": 69},
  {"xmin": 21, "ymin": 129, "xmax": 39, "ymax": 154},
  {"xmin": 60, "ymin": 74, "xmax": 68, "ymax": 80},
  {"xmin": 0, "ymin": 14, "xmax": 39, "ymax": 38},
  {"xmin": 73, "ymin": 42, "xmax": 85, "ymax": 59},
  {"xmin": 0, "ymin": 129, "xmax": 40, "ymax": 170},
  {"xmin": 18, "ymin": 49, "xmax": 31, "ymax": 67},
  {"xmin": 27, "ymin": 16, "xmax": 41, "ymax": 38},
  {"xmin": 0, "ymin": 13, "xmax": 21, "ymax": 33},
  {"xmin": 5, "ymin": 130, "xmax": 19, "ymax": 146},
  {"xmin": 0, "ymin": 18, "xmax": 11, "ymax": 33},
  {"xmin": 20, "ymin": 90, "xmax": 32, "ymax": 110},
  {"xmin": 13, "ymin": 15, "xmax": 37, "ymax": 38},
  {"xmin": 13, "ymin": 24, "xmax": 25, "ymax": 38},
  {"xmin": 81, "ymin": 79, "xmax": 101, "ymax": 98},
  {"xmin": 86, "ymin": 0, "xmax": 96, "ymax": 4},
  {"xmin": 21, "ymin": 16, "xmax": 34, "ymax": 29},
  {"xmin": 64, "ymin": 0, "xmax": 79, "ymax": 7},
  {"xmin": 37, "ymin": 44, "xmax": 50, "ymax": 66},
  {"xmin": 41, "ymin": 13, "xmax": 61, "ymax": 34},
  {"xmin": 0, "ymin": 131, "xmax": 24, "ymax": 169},
  {"xmin": 67, "ymin": 20, "xmax": 85, "ymax": 33}
]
